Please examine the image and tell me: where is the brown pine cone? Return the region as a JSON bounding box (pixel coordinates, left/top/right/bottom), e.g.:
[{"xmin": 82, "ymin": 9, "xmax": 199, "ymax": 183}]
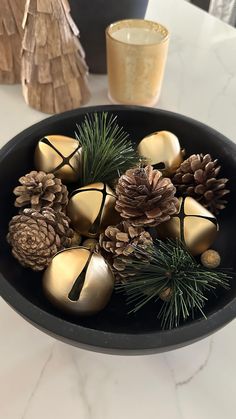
[
  {"xmin": 7, "ymin": 207, "xmax": 73, "ymax": 271},
  {"xmin": 172, "ymin": 154, "xmax": 229, "ymax": 214},
  {"xmin": 115, "ymin": 165, "xmax": 179, "ymax": 227},
  {"xmin": 99, "ymin": 221, "xmax": 153, "ymax": 281},
  {"xmin": 13, "ymin": 171, "xmax": 68, "ymax": 212},
  {"xmin": 100, "ymin": 221, "xmax": 153, "ymax": 256}
]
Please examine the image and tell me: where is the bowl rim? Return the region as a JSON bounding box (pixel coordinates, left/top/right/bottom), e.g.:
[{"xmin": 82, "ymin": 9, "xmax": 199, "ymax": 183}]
[{"xmin": 1, "ymin": 104, "xmax": 236, "ymax": 354}]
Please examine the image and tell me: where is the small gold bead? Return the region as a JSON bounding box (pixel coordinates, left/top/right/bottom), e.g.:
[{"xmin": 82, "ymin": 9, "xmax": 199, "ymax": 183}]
[
  {"xmin": 70, "ymin": 231, "xmax": 82, "ymax": 247},
  {"xmin": 83, "ymin": 238, "xmax": 98, "ymax": 250},
  {"xmin": 201, "ymin": 249, "xmax": 221, "ymax": 269},
  {"xmin": 159, "ymin": 287, "xmax": 173, "ymax": 301}
]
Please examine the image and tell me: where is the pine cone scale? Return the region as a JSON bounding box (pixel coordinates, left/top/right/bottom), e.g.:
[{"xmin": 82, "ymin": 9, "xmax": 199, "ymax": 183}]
[
  {"xmin": 195, "ymin": 184, "xmax": 206, "ymax": 194},
  {"xmin": 145, "ymin": 207, "xmax": 162, "ymax": 218},
  {"xmin": 14, "ymin": 196, "xmax": 31, "ymax": 206}
]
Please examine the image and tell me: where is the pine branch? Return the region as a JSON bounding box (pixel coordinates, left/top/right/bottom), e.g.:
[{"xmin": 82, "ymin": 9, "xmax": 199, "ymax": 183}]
[
  {"xmin": 116, "ymin": 240, "xmax": 231, "ymax": 329},
  {"xmin": 75, "ymin": 112, "xmax": 140, "ymax": 186}
]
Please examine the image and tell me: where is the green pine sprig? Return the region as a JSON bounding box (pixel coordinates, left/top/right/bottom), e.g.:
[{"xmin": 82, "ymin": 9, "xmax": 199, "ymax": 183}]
[
  {"xmin": 116, "ymin": 240, "xmax": 231, "ymax": 330},
  {"xmin": 75, "ymin": 112, "xmax": 140, "ymax": 186}
]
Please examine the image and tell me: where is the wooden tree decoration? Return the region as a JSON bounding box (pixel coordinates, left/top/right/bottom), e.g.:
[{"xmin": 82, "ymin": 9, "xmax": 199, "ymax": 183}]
[
  {"xmin": 21, "ymin": 0, "xmax": 91, "ymax": 114},
  {"xmin": 0, "ymin": 0, "xmax": 25, "ymax": 84}
]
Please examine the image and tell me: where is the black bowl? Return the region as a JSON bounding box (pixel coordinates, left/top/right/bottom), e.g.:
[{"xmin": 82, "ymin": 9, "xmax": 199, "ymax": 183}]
[{"xmin": 1, "ymin": 105, "xmax": 236, "ymax": 355}]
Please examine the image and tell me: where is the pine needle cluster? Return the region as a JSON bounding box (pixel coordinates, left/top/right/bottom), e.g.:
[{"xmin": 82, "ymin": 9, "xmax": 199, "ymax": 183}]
[
  {"xmin": 76, "ymin": 112, "xmax": 139, "ymax": 186},
  {"xmin": 116, "ymin": 240, "xmax": 231, "ymax": 329}
]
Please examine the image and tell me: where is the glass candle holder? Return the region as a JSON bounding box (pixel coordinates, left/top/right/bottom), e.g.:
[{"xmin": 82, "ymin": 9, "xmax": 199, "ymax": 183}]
[{"xmin": 106, "ymin": 19, "xmax": 169, "ymax": 106}]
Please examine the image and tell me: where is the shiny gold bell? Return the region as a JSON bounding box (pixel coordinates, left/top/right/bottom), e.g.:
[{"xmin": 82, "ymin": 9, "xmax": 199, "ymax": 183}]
[
  {"xmin": 43, "ymin": 247, "xmax": 114, "ymax": 316},
  {"xmin": 67, "ymin": 182, "xmax": 119, "ymax": 238},
  {"xmin": 34, "ymin": 135, "xmax": 81, "ymax": 183},
  {"xmin": 137, "ymin": 130, "xmax": 183, "ymax": 175},
  {"xmin": 156, "ymin": 197, "xmax": 218, "ymax": 255}
]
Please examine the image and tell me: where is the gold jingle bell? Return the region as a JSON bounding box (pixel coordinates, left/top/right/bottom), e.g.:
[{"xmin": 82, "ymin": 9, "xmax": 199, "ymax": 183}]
[
  {"xmin": 67, "ymin": 182, "xmax": 119, "ymax": 238},
  {"xmin": 43, "ymin": 247, "xmax": 114, "ymax": 316},
  {"xmin": 156, "ymin": 197, "xmax": 218, "ymax": 256},
  {"xmin": 34, "ymin": 135, "xmax": 81, "ymax": 183},
  {"xmin": 137, "ymin": 130, "xmax": 183, "ymax": 175}
]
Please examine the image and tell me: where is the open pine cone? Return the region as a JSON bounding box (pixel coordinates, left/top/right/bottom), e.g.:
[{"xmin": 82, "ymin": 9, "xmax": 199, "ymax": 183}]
[
  {"xmin": 172, "ymin": 154, "xmax": 229, "ymax": 214},
  {"xmin": 13, "ymin": 171, "xmax": 68, "ymax": 212},
  {"xmin": 115, "ymin": 165, "xmax": 179, "ymax": 227},
  {"xmin": 7, "ymin": 207, "xmax": 73, "ymax": 271},
  {"xmin": 99, "ymin": 221, "xmax": 153, "ymax": 281}
]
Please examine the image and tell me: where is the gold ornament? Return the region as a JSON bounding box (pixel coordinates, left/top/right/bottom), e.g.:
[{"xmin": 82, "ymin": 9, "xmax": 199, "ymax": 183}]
[
  {"xmin": 34, "ymin": 135, "xmax": 81, "ymax": 183},
  {"xmin": 201, "ymin": 249, "xmax": 221, "ymax": 269},
  {"xmin": 156, "ymin": 197, "xmax": 218, "ymax": 256},
  {"xmin": 159, "ymin": 287, "xmax": 173, "ymax": 301},
  {"xmin": 70, "ymin": 231, "xmax": 82, "ymax": 247},
  {"xmin": 137, "ymin": 131, "xmax": 183, "ymax": 175},
  {"xmin": 83, "ymin": 239, "xmax": 98, "ymax": 250},
  {"xmin": 43, "ymin": 247, "xmax": 114, "ymax": 316},
  {"xmin": 67, "ymin": 183, "xmax": 119, "ymax": 238}
]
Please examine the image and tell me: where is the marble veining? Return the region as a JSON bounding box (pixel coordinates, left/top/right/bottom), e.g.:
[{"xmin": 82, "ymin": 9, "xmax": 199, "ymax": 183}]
[
  {"xmin": 21, "ymin": 344, "xmax": 55, "ymax": 419},
  {"xmin": 1, "ymin": 0, "xmax": 236, "ymax": 418},
  {"xmin": 174, "ymin": 338, "xmax": 213, "ymax": 387}
]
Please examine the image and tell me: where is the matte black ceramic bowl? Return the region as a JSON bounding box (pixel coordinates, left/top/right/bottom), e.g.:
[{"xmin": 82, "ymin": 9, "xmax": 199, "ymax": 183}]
[{"xmin": 0, "ymin": 105, "xmax": 236, "ymax": 355}]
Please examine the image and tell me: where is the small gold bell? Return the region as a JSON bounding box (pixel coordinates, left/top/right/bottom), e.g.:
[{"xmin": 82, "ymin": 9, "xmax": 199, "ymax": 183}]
[
  {"xmin": 67, "ymin": 182, "xmax": 119, "ymax": 238},
  {"xmin": 43, "ymin": 247, "xmax": 114, "ymax": 316},
  {"xmin": 34, "ymin": 135, "xmax": 81, "ymax": 183},
  {"xmin": 137, "ymin": 130, "xmax": 183, "ymax": 175},
  {"xmin": 156, "ymin": 197, "xmax": 218, "ymax": 255}
]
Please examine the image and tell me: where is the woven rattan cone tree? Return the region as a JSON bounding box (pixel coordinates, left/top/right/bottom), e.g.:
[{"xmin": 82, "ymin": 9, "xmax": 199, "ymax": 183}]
[
  {"xmin": 21, "ymin": 0, "xmax": 91, "ymax": 114},
  {"xmin": 0, "ymin": 0, "xmax": 25, "ymax": 84}
]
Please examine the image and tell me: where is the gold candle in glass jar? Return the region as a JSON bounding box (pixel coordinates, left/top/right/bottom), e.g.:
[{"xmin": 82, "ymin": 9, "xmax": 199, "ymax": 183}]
[{"xmin": 106, "ymin": 19, "xmax": 169, "ymax": 106}]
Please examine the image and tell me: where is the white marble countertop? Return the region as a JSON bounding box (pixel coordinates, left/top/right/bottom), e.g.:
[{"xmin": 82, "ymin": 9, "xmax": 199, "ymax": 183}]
[{"xmin": 1, "ymin": 0, "xmax": 236, "ymax": 418}]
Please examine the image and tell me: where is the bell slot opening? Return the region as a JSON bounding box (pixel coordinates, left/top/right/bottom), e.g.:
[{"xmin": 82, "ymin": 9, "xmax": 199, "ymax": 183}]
[
  {"xmin": 88, "ymin": 184, "xmax": 107, "ymax": 235},
  {"xmin": 68, "ymin": 253, "xmax": 93, "ymax": 301}
]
